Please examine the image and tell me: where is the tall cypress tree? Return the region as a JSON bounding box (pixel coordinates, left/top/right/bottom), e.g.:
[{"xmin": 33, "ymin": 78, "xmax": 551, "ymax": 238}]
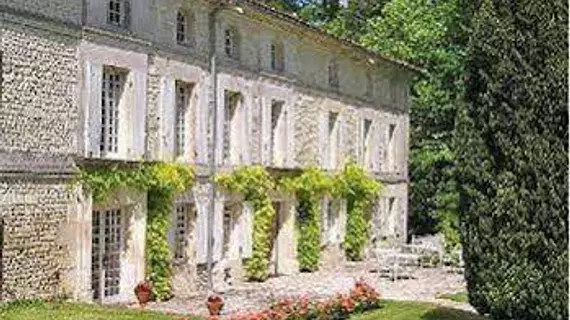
[{"xmin": 457, "ymin": 0, "xmax": 568, "ymax": 319}]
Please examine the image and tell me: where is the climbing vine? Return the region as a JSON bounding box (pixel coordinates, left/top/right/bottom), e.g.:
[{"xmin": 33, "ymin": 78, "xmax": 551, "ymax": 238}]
[
  {"xmin": 281, "ymin": 167, "xmax": 333, "ymax": 272},
  {"xmin": 216, "ymin": 166, "xmax": 276, "ymax": 281},
  {"xmin": 77, "ymin": 162, "xmax": 195, "ymax": 300},
  {"xmin": 333, "ymin": 162, "xmax": 383, "ymax": 261}
]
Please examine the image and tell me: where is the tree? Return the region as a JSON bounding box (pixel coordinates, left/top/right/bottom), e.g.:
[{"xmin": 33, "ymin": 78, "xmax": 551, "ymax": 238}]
[
  {"xmin": 360, "ymin": 0, "xmax": 466, "ymax": 245},
  {"xmin": 457, "ymin": 0, "xmax": 568, "ymax": 318}
]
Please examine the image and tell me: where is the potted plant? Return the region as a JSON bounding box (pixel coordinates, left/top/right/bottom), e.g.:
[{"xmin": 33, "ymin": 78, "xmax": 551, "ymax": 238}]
[
  {"xmin": 134, "ymin": 279, "xmax": 153, "ymax": 308},
  {"xmin": 207, "ymin": 293, "xmax": 224, "ymax": 316}
]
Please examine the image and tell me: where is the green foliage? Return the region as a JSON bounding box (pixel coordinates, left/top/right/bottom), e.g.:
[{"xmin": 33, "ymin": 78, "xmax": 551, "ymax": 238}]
[
  {"xmin": 334, "ymin": 162, "xmax": 382, "ymax": 261},
  {"xmin": 216, "ymin": 166, "xmax": 276, "ymax": 281},
  {"xmin": 79, "ymin": 162, "xmax": 195, "ymax": 300},
  {"xmin": 358, "ymin": 0, "xmax": 465, "ymax": 244},
  {"xmin": 457, "ymin": 0, "xmax": 568, "ymax": 319},
  {"xmin": 281, "ymin": 167, "xmax": 334, "ymax": 272}
]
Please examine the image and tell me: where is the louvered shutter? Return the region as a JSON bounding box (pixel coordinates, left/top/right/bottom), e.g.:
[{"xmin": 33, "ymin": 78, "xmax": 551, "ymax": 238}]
[
  {"xmin": 87, "ymin": 61, "xmax": 103, "ymax": 157},
  {"xmin": 161, "ymin": 77, "xmax": 175, "ymax": 160},
  {"xmin": 242, "ymin": 202, "xmax": 253, "ymax": 257},
  {"xmin": 132, "ymin": 70, "xmax": 146, "ymax": 158},
  {"xmin": 317, "ymin": 111, "xmax": 328, "ymax": 167},
  {"xmin": 195, "ymin": 198, "xmax": 208, "ymax": 263}
]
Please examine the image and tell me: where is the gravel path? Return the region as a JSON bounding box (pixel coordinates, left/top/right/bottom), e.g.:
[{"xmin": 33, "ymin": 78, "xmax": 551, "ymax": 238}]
[{"xmin": 139, "ymin": 262, "xmax": 476, "ymax": 317}]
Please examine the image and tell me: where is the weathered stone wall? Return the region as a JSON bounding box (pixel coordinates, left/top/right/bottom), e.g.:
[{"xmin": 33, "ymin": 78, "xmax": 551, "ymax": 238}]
[
  {"xmin": 0, "ymin": 0, "xmax": 82, "ymax": 24},
  {"xmin": 1, "ymin": 18, "xmax": 80, "ymax": 155},
  {"xmin": 0, "ymin": 178, "xmax": 73, "ymax": 300}
]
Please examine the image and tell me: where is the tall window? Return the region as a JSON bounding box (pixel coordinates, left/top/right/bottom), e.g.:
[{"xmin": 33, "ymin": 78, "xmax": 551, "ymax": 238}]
[
  {"xmin": 328, "ymin": 59, "xmax": 339, "ymax": 89},
  {"xmin": 174, "ymin": 81, "xmax": 193, "ymax": 158},
  {"xmin": 270, "ymin": 42, "xmax": 284, "ymax": 72},
  {"xmin": 223, "ymin": 91, "xmax": 242, "ymax": 164},
  {"xmin": 100, "ymin": 67, "xmax": 126, "ymax": 154},
  {"xmin": 176, "ymin": 10, "xmax": 193, "ymax": 45},
  {"xmin": 386, "ymin": 124, "xmax": 396, "ymax": 171},
  {"xmin": 107, "ymin": 0, "xmax": 130, "ymax": 28},
  {"xmin": 362, "ymin": 119, "xmax": 372, "ymax": 168},
  {"xmin": 224, "ymin": 28, "xmax": 239, "ymax": 59},
  {"xmin": 327, "ymin": 112, "xmax": 340, "ymax": 169},
  {"xmin": 270, "ymin": 100, "xmax": 287, "ymax": 166},
  {"xmin": 174, "ymin": 204, "xmax": 194, "ymax": 262}
]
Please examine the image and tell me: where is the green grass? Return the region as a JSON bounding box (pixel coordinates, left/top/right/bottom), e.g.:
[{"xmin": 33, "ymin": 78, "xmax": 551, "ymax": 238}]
[
  {"xmin": 350, "ymin": 300, "xmax": 485, "ymax": 320},
  {"xmin": 436, "ymin": 292, "xmax": 469, "ymax": 303},
  {"xmin": 0, "ymin": 300, "xmax": 193, "ymax": 320},
  {"xmin": 1, "ymin": 299, "xmax": 483, "ymax": 320}
]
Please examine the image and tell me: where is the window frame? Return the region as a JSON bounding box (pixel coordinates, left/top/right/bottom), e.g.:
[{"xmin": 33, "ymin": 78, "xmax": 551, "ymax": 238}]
[
  {"xmin": 100, "ymin": 66, "xmax": 127, "ymax": 158},
  {"xmin": 174, "ymin": 81, "xmax": 194, "ymax": 160},
  {"xmin": 107, "ymin": 0, "xmax": 131, "ymax": 29}
]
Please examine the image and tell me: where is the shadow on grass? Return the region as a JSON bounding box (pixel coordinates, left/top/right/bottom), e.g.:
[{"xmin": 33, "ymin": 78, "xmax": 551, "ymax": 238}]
[{"xmin": 421, "ymin": 306, "xmax": 485, "ymax": 320}]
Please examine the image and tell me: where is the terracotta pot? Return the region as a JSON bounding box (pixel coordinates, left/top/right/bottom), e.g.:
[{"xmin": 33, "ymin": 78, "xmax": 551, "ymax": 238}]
[
  {"xmin": 134, "ymin": 281, "xmax": 153, "ymax": 308},
  {"xmin": 207, "ymin": 294, "xmax": 224, "ymax": 316}
]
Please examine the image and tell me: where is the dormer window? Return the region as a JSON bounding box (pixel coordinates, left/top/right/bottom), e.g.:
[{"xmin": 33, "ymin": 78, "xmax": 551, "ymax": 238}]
[
  {"xmin": 328, "ymin": 59, "xmax": 339, "ymax": 89},
  {"xmin": 176, "ymin": 10, "xmax": 194, "ymax": 45},
  {"xmin": 107, "ymin": 0, "xmax": 131, "ymax": 28},
  {"xmin": 224, "ymin": 27, "xmax": 239, "ymax": 59},
  {"xmin": 270, "ymin": 42, "xmax": 284, "ymax": 73}
]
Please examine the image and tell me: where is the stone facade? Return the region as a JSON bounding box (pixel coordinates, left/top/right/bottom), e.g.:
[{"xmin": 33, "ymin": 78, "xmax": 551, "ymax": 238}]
[{"xmin": 0, "ymin": 0, "xmax": 413, "ymax": 302}]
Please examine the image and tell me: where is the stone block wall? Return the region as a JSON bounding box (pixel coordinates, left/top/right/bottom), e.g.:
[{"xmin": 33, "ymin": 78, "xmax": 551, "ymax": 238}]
[
  {"xmin": 0, "ymin": 178, "xmax": 73, "ymax": 300},
  {"xmin": 0, "ymin": 19, "xmax": 80, "ymax": 155}
]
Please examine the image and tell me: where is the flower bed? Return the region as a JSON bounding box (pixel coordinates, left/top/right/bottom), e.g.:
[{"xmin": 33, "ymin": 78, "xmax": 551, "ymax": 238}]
[{"xmin": 225, "ymin": 280, "xmax": 381, "ymax": 320}]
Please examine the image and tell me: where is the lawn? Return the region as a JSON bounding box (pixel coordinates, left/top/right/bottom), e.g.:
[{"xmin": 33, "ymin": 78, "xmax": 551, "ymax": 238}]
[
  {"xmin": 1, "ymin": 300, "xmax": 484, "ymax": 320},
  {"xmin": 0, "ymin": 300, "xmax": 193, "ymax": 320},
  {"xmin": 350, "ymin": 300, "xmax": 485, "ymax": 320},
  {"xmin": 436, "ymin": 292, "xmax": 469, "ymax": 303}
]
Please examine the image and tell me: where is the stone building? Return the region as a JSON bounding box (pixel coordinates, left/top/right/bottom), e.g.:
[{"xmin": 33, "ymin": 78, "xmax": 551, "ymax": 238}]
[{"xmin": 0, "ymin": 0, "xmax": 415, "ymax": 303}]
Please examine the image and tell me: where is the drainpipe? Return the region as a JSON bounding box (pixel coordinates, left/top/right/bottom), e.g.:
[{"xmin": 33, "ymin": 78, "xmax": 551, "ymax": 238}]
[{"xmin": 206, "ymin": 2, "xmax": 223, "ymax": 291}]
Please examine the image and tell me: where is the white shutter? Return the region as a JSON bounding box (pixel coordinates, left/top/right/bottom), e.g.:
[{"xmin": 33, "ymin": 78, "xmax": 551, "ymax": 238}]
[
  {"xmin": 213, "ymin": 199, "xmax": 224, "ymax": 261},
  {"xmin": 378, "ymin": 123, "xmax": 386, "ymax": 172},
  {"xmin": 338, "ymin": 116, "xmax": 345, "ymax": 168},
  {"xmin": 242, "ymin": 202, "xmax": 253, "ymax": 257},
  {"xmin": 318, "ymin": 111, "xmax": 328, "ymax": 167},
  {"xmin": 195, "ymin": 199, "xmax": 208, "ymax": 263},
  {"xmin": 320, "ymin": 198, "xmax": 328, "ymax": 245},
  {"xmin": 370, "ymin": 121, "xmax": 381, "ymax": 172},
  {"xmin": 161, "ymin": 77, "xmax": 176, "ymax": 160},
  {"xmin": 339, "ymin": 199, "xmax": 347, "ymax": 242},
  {"xmin": 132, "ymin": 70, "xmax": 147, "ymax": 158},
  {"xmin": 86, "ymin": 61, "xmax": 103, "ymax": 157}
]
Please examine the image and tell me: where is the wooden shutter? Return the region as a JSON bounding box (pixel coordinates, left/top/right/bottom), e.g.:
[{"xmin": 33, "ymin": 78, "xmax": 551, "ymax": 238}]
[
  {"xmin": 318, "ymin": 111, "xmax": 328, "ymax": 166},
  {"xmin": 161, "ymin": 77, "xmax": 175, "ymax": 160},
  {"xmin": 132, "ymin": 70, "xmax": 146, "ymax": 158},
  {"xmin": 87, "ymin": 61, "xmax": 103, "ymax": 157},
  {"xmin": 195, "ymin": 199, "xmax": 208, "ymax": 263}
]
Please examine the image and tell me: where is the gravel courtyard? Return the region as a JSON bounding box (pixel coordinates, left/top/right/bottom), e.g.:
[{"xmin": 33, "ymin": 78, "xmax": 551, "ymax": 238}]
[{"xmin": 140, "ymin": 262, "xmax": 475, "ymax": 317}]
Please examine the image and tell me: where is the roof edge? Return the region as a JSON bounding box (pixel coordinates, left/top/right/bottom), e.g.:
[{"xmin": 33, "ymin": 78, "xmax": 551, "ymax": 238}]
[{"xmin": 230, "ymin": 0, "xmax": 426, "ymax": 75}]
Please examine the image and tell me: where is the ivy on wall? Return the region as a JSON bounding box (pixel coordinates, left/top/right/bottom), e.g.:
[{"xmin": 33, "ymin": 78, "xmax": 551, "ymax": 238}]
[
  {"xmin": 215, "ymin": 166, "xmax": 276, "ymax": 281},
  {"xmin": 281, "ymin": 167, "xmax": 333, "ymax": 272},
  {"xmin": 78, "ymin": 162, "xmax": 195, "ymax": 301},
  {"xmin": 333, "ymin": 162, "xmax": 383, "ymax": 261}
]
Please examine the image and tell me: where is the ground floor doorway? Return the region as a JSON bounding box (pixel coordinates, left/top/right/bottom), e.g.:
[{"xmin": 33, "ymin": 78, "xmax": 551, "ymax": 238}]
[{"xmin": 91, "ymin": 209, "xmax": 122, "ymax": 301}]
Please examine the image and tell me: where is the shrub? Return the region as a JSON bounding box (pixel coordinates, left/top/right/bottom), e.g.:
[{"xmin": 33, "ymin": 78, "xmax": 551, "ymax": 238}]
[{"xmin": 457, "ymin": 0, "xmax": 568, "ymax": 318}]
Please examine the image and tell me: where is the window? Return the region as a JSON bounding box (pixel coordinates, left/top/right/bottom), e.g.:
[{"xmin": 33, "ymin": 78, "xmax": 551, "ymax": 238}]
[
  {"xmin": 270, "ymin": 42, "xmax": 284, "ymax": 72},
  {"xmin": 270, "ymin": 100, "xmax": 287, "ymax": 167},
  {"xmin": 107, "ymin": 0, "xmax": 130, "ymax": 28},
  {"xmin": 174, "ymin": 204, "xmax": 194, "ymax": 262},
  {"xmin": 328, "ymin": 59, "xmax": 339, "ymax": 89},
  {"xmin": 361, "ymin": 119, "xmax": 372, "ymax": 169},
  {"xmin": 223, "ymin": 91, "xmax": 242, "ymax": 164},
  {"xmin": 326, "ymin": 112, "xmax": 340, "ymax": 169},
  {"xmin": 100, "ymin": 67, "xmax": 126, "ymax": 154},
  {"xmin": 174, "ymin": 81, "xmax": 193, "ymax": 158},
  {"xmin": 386, "ymin": 124, "xmax": 396, "ymax": 171},
  {"xmin": 92, "ymin": 208, "xmax": 122, "ymax": 300},
  {"xmin": 224, "ymin": 28, "xmax": 239, "ymax": 59},
  {"xmin": 176, "ymin": 10, "xmax": 193, "ymax": 45},
  {"xmin": 365, "ymin": 71, "xmax": 373, "ymax": 98},
  {"xmin": 321, "ymin": 198, "xmax": 339, "ymax": 244}
]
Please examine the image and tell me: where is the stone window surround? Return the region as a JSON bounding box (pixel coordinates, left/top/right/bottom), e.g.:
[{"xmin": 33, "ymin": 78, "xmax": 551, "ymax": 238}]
[
  {"xmin": 157, "ymin": 61, "xmax": 203, "ymax": 164},
  {"xmin": 216, "ymin": 75, "xmax": 252, "ymax": 166},
  {"xmin": 68, "ymin": 187, "xmax": 147, "ymax": 303},
  {"xmin": 212, "ymin": 193, "xmax": 252, "ymax": 263},
  {"xmin": 270, "ymin": 41, "xmax": 285, "ymax": 73},
  {"xmin": 170, "ymin": 191, "xmax": 197, "ymax": 266},
  {"xmin": 260, "ymin": 85, "xmax": 296, "ymax": 168},
  {"xmin": 79, "ymin": 42, "xmax": 147, "ymax": 161}
]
